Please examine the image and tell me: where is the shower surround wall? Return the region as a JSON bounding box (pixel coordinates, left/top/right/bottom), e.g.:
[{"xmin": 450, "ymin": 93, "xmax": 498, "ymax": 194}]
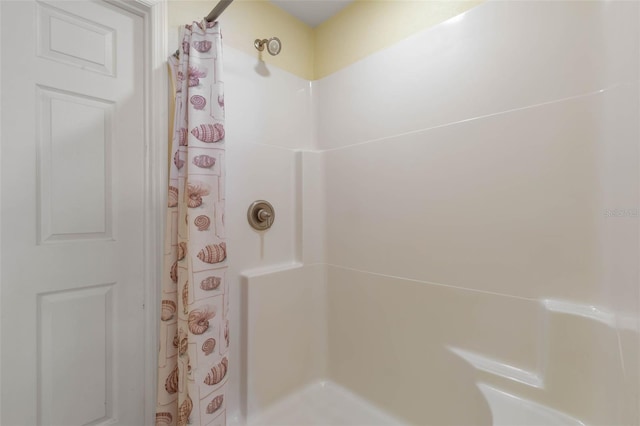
[
  {"xmin": 315, "ymin": 1, "xmax": 639, "ymax": 424},
  {"xmin": 168, "ymin": 1, "xmax": 639, "ymax": 424},
  {"xmin": 218, "ymin": 48, "xmax": 314, "ymax": 421}
]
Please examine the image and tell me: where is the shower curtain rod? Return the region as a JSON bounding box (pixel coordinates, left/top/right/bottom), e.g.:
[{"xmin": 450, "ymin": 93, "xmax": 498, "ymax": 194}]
[
  {"xmin": 205, "ymin": 0, "xmax": 234, "ymax": 22},
  {"xmin": 173, "ymin": 0, "xmax": 233, "ymax": 58}
]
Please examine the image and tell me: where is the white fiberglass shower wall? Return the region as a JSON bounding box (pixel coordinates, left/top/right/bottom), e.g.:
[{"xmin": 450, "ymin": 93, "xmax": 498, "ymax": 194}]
[{"xmin": 172, "ymin": 1, "xmax": 639, "ymax": 424}]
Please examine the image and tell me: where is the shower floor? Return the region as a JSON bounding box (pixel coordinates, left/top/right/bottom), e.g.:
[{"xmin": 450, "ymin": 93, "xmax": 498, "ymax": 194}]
[
  {"xmin": 246, "ymin": 381, "xmax": 405, "ymax": 426},
  {"xmin": 241, "ymin": 380, "xmax": 584, "ymax": 426}
]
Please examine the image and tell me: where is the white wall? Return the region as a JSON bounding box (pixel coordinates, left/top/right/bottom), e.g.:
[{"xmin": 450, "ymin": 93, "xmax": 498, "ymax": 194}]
[
  {"xmin": 224, "ymin": 46, "xmax": 315, "ymax": 421},
  {"xmin": 316, "ymin": 1, "xmax": 639, "ymax": 424}
]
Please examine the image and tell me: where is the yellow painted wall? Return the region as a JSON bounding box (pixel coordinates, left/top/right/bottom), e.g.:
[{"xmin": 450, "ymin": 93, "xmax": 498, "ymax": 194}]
[
  {"xmin": 168, "ymin": 0, "xmax": 315, "ymax": 80},
  {"xmin": 168, "ymin": 0, "xmax": 483, "ymax": 80},
  {"xmin": 314, "ymin": 0, "xmax": 482, "ymax": 79}
]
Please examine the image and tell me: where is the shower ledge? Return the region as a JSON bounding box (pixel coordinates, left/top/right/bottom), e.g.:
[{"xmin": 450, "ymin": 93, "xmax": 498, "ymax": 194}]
[
  {"xmin": 448, "ymin": 346, "xmax": 543, "ymax": 388},
  {"xmin": 449, "ymin": 298, "xmax": 638, "ymax": 391},
  {"xmin": 240, "ymin": 261, "xmax": 304, "ymax": 278},
  {"xmin": 478, "ymin": 384, "xmax": 585, "ymax": 426}
]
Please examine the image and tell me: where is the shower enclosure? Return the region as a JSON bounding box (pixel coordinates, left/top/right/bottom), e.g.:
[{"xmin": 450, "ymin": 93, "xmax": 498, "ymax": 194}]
[{"xmin": 212, "ymin": 1, "xmax": 639, "ymax": 424}]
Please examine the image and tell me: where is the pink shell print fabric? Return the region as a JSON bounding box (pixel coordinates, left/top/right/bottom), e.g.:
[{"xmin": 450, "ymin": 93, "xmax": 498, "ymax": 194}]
[{"xmin": 157, "ymin": 20, "xmax": 228, "ymax": 426}]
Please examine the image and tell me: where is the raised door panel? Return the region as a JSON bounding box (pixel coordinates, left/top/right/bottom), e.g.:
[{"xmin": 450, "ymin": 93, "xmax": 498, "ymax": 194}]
[
  {"xmin": 37, "ymin": 86, "xmax": 114, "ymax": 243},
  {"xmin": 37, "ymin": 2, "xmax": 115, "ymax": 76},
  {"xmin": 38, "ymin": 284, "xmax": 114, "ymax": 425}
]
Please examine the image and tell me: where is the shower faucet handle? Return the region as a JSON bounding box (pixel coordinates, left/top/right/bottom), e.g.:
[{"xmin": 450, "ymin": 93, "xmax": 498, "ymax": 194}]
[
  {"xmin": 257, "ymin": 209, "xmax": 271, "ymax": 222},
  {"xmin": 248, "ymin": 200, "xmax": 275, "ymax": 231}
]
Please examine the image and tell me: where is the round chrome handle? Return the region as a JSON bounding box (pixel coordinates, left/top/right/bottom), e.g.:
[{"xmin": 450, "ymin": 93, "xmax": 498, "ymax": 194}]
[{"xmin": 247, "ymin": 200, "xmax": 275, "ymax": 231}]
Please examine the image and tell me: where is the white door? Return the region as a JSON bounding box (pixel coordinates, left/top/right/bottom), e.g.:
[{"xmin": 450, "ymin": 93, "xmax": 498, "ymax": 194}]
[{"xmin": 1, "ymin": 1, "xmax": 146, "ymax": 424}]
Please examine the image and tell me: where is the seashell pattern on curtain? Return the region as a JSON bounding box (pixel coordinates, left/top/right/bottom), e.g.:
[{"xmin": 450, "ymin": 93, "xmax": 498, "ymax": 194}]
[{"xmin": 157, "ymin": 20, "xmax": 229, "ymax": 426}]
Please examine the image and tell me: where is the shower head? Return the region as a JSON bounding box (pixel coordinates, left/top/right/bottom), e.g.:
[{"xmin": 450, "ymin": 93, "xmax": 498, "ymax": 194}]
[{"xmin": 254, "ymin": 37, "xmax": 282, "ymax": 56}]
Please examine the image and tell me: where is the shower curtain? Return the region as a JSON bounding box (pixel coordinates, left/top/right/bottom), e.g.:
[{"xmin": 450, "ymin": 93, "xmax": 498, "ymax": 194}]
[{"xmin": 156, "ymin": 21, "xmax": 229, "ymax": 426}]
